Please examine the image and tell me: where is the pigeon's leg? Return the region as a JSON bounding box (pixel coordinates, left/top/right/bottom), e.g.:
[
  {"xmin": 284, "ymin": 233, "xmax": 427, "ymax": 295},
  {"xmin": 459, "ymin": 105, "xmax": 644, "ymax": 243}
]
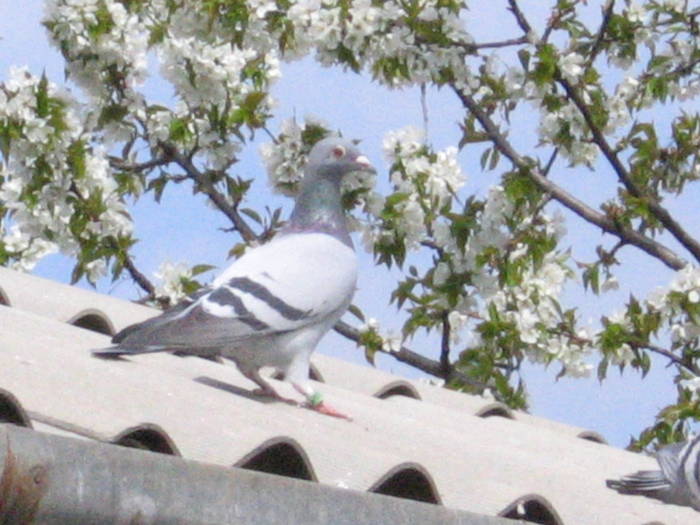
[
  {"xmin": 241, "ymin": 368, "xmax": 297, "ymax": 405},
  {"xmin": 292, "ymin": 382, "xmax": 352, "ymax": 421}
]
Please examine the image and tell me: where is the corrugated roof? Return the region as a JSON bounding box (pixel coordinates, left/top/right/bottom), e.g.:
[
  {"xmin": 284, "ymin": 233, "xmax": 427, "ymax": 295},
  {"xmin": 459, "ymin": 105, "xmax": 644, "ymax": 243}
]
[
  {"xmin": 0, "ymin": 424, "xmax": 509, "ymax": 525},
  {"xmin": 0, "ymin": 265, "xmax": 697, "ymax": 523}
]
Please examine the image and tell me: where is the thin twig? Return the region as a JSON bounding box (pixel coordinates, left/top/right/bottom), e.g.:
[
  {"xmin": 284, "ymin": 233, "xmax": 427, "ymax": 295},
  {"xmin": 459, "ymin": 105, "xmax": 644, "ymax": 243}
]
[
  {"xmin": 629, "ymin": 341, "xmax": 700, "ymax": 377},
  {"xmin": 333, "ymin": 320, "xmax": 489, "ymax": 389},
  {"xmin": 459, "ymin": 36, "xmax": 529, "ymax": 52},
  {"xmin": 440, "ymin": 312, "xmax": 451, "ymax": 376},
  {"xmin": 109, "ymin": 156, "xmax": 168, "ymax": 172},
  {"xmin": 159, "ymin": 142, "xmax": 258, "ymax": 243},
  {"xmin": 549, "ymin": 324, "xmax": 700, "ymax": 377},
  {"xmin": 420, "ymin": 83, "xmax": 429, "ymax": 137},
  {"xmin": 119, "ymin": 247, "xmax": 156, "ymax": 297},
  {"xmin": 507, "ymin": 0, "xmax": 533, "ymax": 36},
  {"xmin": 542, "ymin": 147, "xmax": 559, "ymax": 177},
  {"xmin": 586, "ymin": 0, "xmax": 616, "ymax": 68}
]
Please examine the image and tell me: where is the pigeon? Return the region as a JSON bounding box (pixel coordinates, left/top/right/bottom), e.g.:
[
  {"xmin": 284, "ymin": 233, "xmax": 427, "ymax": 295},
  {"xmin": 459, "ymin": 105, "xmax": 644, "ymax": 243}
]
[
  {"xmin": 94, "ymin": 137, "xmax": 375, "ymax": 419},
  {"xmin": 606, "ymin": 434, "xmax": 700, "ymax": 511}
]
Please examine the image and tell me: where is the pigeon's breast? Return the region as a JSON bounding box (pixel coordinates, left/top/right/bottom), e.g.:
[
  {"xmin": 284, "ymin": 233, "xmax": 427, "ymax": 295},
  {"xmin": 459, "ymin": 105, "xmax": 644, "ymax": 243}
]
[{"xmin": 212, "ymin": 232, "xmax": 357, "ymax": 328}]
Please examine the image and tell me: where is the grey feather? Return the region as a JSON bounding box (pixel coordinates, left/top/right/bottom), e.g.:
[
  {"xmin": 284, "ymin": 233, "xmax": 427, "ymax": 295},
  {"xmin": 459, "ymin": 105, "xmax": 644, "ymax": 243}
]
[
  {"xmin": 94, "ymin": 137, "xmax": 374, "ymax": 410},
  {"xmin": 607, "ymin": 434, "xmax": 700, "ymax": 511}
]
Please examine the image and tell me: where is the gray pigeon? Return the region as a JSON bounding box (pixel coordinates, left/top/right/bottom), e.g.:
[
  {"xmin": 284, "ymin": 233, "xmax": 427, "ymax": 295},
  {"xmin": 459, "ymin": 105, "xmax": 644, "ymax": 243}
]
[
  {"xmin": 95, "ymin": 137, "xmax": 375, "ymax": 419},
  {"xmin": 606, "ymin": 434, "xmax": 700, "ymax": 511}
]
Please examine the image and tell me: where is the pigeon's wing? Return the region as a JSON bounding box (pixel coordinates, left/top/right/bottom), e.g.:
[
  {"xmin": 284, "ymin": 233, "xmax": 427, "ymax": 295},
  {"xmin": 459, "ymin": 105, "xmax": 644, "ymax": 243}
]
[
  {"xmin": 109, "ymin": 287, "xmax": 211, "ymax": 346},
  {"xmin": 678, "ymin": 435, "xmax": 700, "ymax": 508},
  {"xmin": 97, "ymin": 232, "xmax": 356, "ymax": 355},
  {"xmin": 657, "ymin": 440, "xmax": 686, "ymax": 487},
  {"xmin": 606, "ymin": 437, "xmax": 700, "ymax": 509}
]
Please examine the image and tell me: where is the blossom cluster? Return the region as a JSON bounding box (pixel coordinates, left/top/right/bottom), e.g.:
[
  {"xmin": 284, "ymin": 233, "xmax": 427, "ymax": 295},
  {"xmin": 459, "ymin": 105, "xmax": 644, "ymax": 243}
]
[
  {"xmin": 437, "ymin": 186, "xmax": 591, "ymax": 377},
  {"xmin": 44, "ymin": 0, "xmax": 149, "ymax": 101},
  {"xmin": 645, "ymin": 266, "xmax": 700, "ymax": 398},
  {"xmin": 153, "ymin": 260, "xmax": 193, "ymax": 305},
  {"xmin": 260, "ymin": 119, "xmax": 315, "ymax": 196},
  {"xmin": 350, "ymin": 125, "xmax": 591, "ymax": 380},
  {"xmin": 358, "ymin": 126, "xmax": 466, "ymax": 253},
  {"xmin": 0, "ymin": 67, "xmax": 132, "ymax": 280},
  {"xmin": 43, "ymin": 0, "xmax": 279, "ymax": 170},
  {"xmin": 281, "ymin": 0, "xmax": 472, "ymax": 87}
]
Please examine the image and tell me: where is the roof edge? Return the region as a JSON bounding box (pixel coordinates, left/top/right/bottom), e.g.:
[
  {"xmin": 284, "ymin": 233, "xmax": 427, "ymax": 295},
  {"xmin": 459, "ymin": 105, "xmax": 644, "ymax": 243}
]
[
  {"xmin": 67, "ymin": 308, "xmax": 115, "ymax": 336},
  {"xmin": 475, "ymin": 402, "xmax": 514, "ymax": 419},
  {"xmin": 368, "ymin": 461, "xmax": 442, "ymax": 505},
  {"xmin": 374, "ymin": 380, "xmax": 422, "ymax": 400},
  {"xmin": 0, "ymin": 425, "xmax": 515, "ymax": 525},
  {"xmin": 234, "ymin": 435, "xmax": 317, "ymax": 482},
  {"xmin": 499, "ymin": 493, "xmax": 565, "ymax": 525},
  {"xmin": 0, "ymin": 388, "xmax": 32, "ymax": 428},
  {"xmin": 577, "ymin": 430, "xmax": 608, "ymax": 444},
  {"xmin": 112, "ymin": 423, "xmax": 181, "ymax": 456}
]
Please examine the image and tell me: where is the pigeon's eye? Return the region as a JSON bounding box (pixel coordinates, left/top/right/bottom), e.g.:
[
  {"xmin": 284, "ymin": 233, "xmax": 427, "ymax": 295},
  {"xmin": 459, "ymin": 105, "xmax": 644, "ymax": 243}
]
[{"xmin": 331, "ymin": 145, "xmax": 345, "ymax": 159}]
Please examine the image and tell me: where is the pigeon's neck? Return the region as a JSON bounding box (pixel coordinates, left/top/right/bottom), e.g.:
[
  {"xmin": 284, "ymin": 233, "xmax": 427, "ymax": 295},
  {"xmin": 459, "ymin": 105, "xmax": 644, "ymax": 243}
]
[{"xmin": 286, "ymin": 177, "xmax": 352, "ymax": 248}]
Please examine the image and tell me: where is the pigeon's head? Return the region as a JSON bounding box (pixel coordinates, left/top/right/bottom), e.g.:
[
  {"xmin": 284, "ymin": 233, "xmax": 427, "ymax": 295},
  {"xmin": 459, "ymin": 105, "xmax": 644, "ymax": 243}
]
[{"xmin": 306, "ymin": 137, "xmax": 375, "ymax": 181}]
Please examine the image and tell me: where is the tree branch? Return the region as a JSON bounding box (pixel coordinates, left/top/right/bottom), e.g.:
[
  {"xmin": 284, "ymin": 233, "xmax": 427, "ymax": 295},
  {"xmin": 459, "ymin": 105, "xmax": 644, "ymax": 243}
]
[
  {"xmin": 507, "ymin": 0, "xmax": 700, "ymax": 265},
  {"xmin": 507, "ymin": 0, "xmax": 533, "ymax": 36},
  {"xmin": 159, "ymin": 142, "xmax": 258, "ymax": 243},
  {"xmin": 119, "ymin": 248, "xmax": 156, "ymax": 297},
  {"xmin": 460, "ymin": 36, "xmax": 529, "ymax": 53},
  {"xmin": 333, "ymin": 320, "xmax": 489, "ymax": 389},
  {"xmin": 556, "ymin": 75, "xmax": 700, "ymax": 264},
  {"xmin": 629, "ymin": 341, "xmax": 700, "ymax": 377},
  {"xmin": 109, "ymin": 156, "xmax": 168, "ymax": 173},
  {"xmin": 586, "ymin": 0, "xmax": 616, "ymax": 68},
  {"xmin": 453, "ymin": 87, "xmax": 687, "ymax": 270},
  {"xmin": 440, "ymin": 312, "xmax": 452, "ymax": 376}
]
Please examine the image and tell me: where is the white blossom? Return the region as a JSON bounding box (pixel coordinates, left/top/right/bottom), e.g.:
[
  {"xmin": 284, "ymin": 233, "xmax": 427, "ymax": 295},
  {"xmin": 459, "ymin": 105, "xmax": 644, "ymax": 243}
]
[
  {"xmin": 601, "ymin": 276, "xmax": 620, "ymax": 293},
  {"xmin": 154, "ymin": 261, "xmax": 192, "ymax": 304},
  {"xmin": 559, "ymin": 52, "xmax": 585, "ymax": 82}
]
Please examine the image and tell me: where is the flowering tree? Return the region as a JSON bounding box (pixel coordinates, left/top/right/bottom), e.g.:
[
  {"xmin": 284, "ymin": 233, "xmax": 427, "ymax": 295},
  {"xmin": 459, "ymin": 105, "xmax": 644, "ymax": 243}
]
[{"xmin": 2, "ymin": 0, "xmax": 700, "ymax": 449}]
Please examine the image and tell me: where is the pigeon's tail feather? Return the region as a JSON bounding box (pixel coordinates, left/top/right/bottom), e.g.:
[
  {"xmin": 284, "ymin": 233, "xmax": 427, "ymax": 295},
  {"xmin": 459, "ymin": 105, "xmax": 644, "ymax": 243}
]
[
  {"xmin": 92, "ymin": 345, "xmax": 168, "ymax": 359},
  {"xmin": 607, "ymin": 470, "xmax": 676, "ymax": 504}
]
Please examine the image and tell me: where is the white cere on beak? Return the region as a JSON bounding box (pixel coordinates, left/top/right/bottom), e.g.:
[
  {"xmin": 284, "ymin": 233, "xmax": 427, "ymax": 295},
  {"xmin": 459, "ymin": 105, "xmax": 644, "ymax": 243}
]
[{"xmin": 354, "ymin": 155, "xmax": 371, "ymax": 169}]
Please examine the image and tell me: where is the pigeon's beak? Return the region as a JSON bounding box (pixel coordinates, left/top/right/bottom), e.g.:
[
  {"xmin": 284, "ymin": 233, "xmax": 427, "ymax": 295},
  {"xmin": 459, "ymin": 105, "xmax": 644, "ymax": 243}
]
[{"xmin": 353, "ymin": 155, "xmax": 376, "ymax": 173}]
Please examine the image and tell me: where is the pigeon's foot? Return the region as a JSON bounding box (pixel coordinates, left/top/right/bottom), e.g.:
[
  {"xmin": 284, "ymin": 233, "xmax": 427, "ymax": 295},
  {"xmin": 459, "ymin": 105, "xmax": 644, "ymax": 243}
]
[
  {"xmin": 251, "ymin": 387, "xmax": 298, "ymax": 405},
  {"xmin": 290, "ymin": 383, "xmax": 352, "ymax": 420},
  {"xmin": 242, "ymin": 368, "xmax": 297, "ymax": 404},
  {"xmin": 307, "ymin": 400, "xmax": 352, "ymax": 421}
]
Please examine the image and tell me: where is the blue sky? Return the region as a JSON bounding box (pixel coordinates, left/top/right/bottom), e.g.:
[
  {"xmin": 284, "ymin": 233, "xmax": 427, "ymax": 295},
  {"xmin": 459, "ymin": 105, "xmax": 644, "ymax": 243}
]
[{"xmin": 2, "ymin": 0, "xmax": 695, "ymax": 448}]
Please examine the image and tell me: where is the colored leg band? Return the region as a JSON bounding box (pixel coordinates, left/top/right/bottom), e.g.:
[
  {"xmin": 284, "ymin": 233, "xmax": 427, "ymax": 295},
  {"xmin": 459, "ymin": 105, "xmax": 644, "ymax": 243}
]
[{"xmin": 309, "ymin": 392, "xmax": 323, "ymax": 407}]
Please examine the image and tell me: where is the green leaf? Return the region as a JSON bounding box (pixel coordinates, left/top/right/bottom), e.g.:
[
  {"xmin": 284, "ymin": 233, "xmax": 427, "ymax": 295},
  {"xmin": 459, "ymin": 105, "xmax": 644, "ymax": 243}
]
[
  {"xmin": 517, "ymin": 48, "xmax": 531, "ymax": 70},
  {"xmin": 582, "ymin": 264, "xmax": 600, "ymax": 294},
  {"xmin": 35, "ymin": 73, "xmax": 50, "ymax": 118},
  {"xmin": 347, "ymin": 304, "xmax": 365, "ymax": 322},
  {"xmin": 597, "ymin": 357, "xmax": 609, "ymax": 382},
  {"xmin": 98, "ymin": 104, "xmax": 129, "ymax": 128},
  {"xmin": 191, "ymin": 264, "xmax": 216, "ymax": 276},
  {"xmin": 532, "ymin": 43, "xmax": 558, "ymax": 87},
  {"xmin": 168, "ymin": 118, "xmax": 191, "ymax": 143},
  {"xmin": 240, "ymin": 207, "xmax": 262, "ymax": 224},
  {"xmin": 147, "ymin": 175, "xmax": 169, "ymax": 203},
  {"xmin": 67, "ymin": 140, "xmax": 87, "ymax": 180}
]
